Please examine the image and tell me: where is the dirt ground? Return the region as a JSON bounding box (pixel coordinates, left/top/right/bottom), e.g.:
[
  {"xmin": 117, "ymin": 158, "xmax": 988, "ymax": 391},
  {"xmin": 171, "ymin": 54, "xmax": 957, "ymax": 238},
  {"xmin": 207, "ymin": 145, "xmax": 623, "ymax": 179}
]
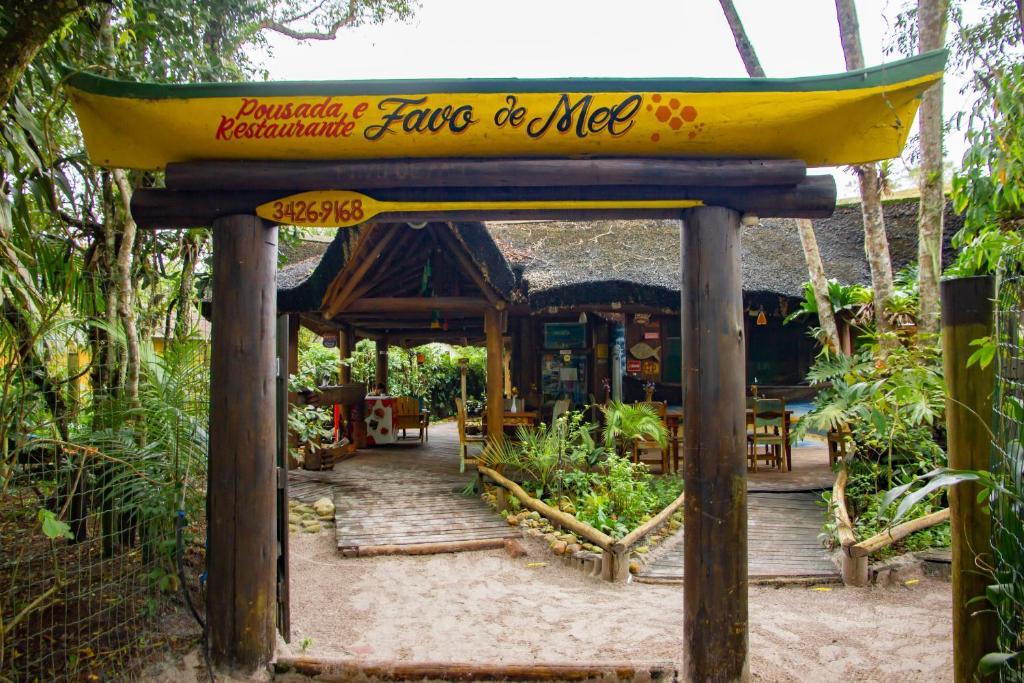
[{"xmin": 280, "ymin": 531, "xmax": 952, "ymax": 682}]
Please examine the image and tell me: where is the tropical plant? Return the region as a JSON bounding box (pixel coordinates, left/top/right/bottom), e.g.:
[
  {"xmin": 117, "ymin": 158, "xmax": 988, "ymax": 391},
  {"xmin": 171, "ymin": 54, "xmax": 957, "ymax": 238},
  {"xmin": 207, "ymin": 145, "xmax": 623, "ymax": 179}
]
[{"xmin": 600, "ymin": 401, "xmax": 668, "ymax": 451}]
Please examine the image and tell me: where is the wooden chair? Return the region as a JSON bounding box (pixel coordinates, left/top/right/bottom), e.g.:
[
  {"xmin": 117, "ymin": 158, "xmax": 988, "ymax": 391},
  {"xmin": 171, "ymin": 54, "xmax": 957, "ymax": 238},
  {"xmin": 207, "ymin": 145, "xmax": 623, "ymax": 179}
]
[
  {"xmin": 748, "ymin": 398, "xmax": 786, "ymax": 471},
  {"xmin": 393, "ymin": 396, "xmax": 426, "ymax": 443},
  {"xmin": 827, "ymin": 427, "xmax": 853, "ymax": 466},
  {"xmin": 455, "ymin": 398, "xmax": 486, "ymax": 473},
  {"xmin": 631, "ymin": 401, "xmax": 670, "ymax": 474}
]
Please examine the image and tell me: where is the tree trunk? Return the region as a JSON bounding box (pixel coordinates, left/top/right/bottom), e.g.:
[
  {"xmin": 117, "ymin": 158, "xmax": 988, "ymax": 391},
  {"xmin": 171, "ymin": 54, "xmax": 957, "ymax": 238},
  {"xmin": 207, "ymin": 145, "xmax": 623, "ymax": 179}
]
[
  {"xmin": 856, "ymin": 166, "xmax": 898, "ymax": 346},
  {"xmin": 835, "ymin": 0, "xmax": 897, "ymax": 351},
  {"xmin": 834, "ymin": 0, "xmax": 865, "ymax": 70},
  {"xmin": 796, "ymin": 219, "xmax": 843, "ymax": 353},
  {"xmin": 717, "ymin": 0, "xmax": 766, "ymax": 77},
  {"xmin": 113, "ymin": 169, "xmax": 140, "ymax": 409},
  {"xmin": 0, "ymin": 0, "xmax": 102, "ymax": 110},
  {"xmin": 916, "ymin": 0, "xmax": 949, "ymax": 338},
  {"xmin": 173, "ymin": 231, "xmax": 202, "ymax": 341},
  {"xmin": 717, "ymin": 0, "xmax": 840, "ymax": 358}
]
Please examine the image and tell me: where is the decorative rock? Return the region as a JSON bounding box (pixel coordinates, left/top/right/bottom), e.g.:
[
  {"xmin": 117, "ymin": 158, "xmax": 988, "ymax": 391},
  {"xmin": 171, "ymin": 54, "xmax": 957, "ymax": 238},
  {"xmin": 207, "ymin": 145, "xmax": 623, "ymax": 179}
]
[
  {"xmin": 313, "ymin": 499, "xmax": 335, "ymax": 518},
  {"xmin": 551, "ymin": 540, "xmax": 568, "ymax": 555},
  {"xmin": 526, "ymin": 528, "xmax": 544, "ymax": 539},
  {"xmin": 506, "ymin": 515, "xmax": 520, "ymax": 526},
  {"xmin": 503, "ymin": 539, "xmax": 528, "ymax": 558},
  {"xmin": 566, "ymin": 543, "xmax": 581, "ymax": 555},
  {"xmin": 630, "ymin": 560, "xmax": 641, "ymax": 574},
  {"xmin": 543, "ymin": 533, "xmax": 559, "ymax": 544},
  {"xmin": 529, "ymin": 511, "xmax": 541, "ymax": 520},
  {"xmin": 301, "ymin": 521, "xmax": 322, "ymax": 533},
  {"xmin": 635, "ymin": 545, "xmax": 650, "ymax": 554}
]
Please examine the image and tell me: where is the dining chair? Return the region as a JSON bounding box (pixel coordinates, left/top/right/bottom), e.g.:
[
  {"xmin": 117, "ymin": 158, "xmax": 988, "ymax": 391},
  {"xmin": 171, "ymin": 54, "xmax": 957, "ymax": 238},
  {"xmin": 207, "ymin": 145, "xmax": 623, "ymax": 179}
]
[
  {"xmin": 748, "ymin": 398, "xmax": 786, "ymax": 471},
  {"xmin": 455, "ymin": 398, "xmax": 486, "ymax": 473}
]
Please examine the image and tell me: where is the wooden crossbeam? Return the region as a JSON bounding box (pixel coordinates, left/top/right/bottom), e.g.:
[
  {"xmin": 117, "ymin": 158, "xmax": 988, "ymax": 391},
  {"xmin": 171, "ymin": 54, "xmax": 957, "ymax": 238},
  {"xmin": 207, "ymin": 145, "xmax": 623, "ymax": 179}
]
[
  {"xmin": 130, "ymin": 176, "xmax": 837, "ymax": 228},
  {"xmin": 166, "ymin": 157, "xmax": 808, "ymax": 191}
]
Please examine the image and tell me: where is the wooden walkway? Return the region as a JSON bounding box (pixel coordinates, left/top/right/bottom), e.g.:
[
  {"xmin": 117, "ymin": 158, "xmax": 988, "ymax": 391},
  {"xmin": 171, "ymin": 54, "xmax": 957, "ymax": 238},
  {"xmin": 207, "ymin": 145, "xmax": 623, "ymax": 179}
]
[
  {"xmin": 288, "ymin": 425, "xmax": 516, "ymax": 557},
  {"xmin": 635, "ymin": 491, "xmax": 838, "ymax": 583},
  {"xmin": 289, "ymin": 422, "xmax": 838, "ymax": 576}
]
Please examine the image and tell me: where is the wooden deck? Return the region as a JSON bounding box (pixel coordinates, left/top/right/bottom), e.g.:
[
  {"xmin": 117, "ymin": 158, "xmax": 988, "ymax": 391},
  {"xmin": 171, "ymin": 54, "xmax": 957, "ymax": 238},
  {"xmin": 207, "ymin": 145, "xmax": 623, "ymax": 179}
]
[
  {"xmin": 634, "ymin": 491, "xmax": 839, "ymax": 583},
  {"xmin": 288, "ymin": 424, "xmax": 516, "ymax": 557}
]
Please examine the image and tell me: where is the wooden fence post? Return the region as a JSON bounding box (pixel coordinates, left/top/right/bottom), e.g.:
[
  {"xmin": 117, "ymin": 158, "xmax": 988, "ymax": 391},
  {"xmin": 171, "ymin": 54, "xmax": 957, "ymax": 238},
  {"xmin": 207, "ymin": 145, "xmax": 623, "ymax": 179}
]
[
  {"xmin": 208, "ymin": 214, "xmax": 278, "ymax": 675},
  {"xmin": 681, "ymin": 206, "xmax": 749, "ymax": 682},
  {"xmin": 941, "ymin": 275, "xmax": 998, "ymax": 683}
]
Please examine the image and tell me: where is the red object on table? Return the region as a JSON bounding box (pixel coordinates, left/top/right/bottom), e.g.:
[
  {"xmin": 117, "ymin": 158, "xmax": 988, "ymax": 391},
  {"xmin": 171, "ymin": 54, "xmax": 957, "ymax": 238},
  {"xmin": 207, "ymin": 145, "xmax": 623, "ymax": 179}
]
[{"xmin": 333, "ymin": 404, "xmax": 340, "ymax": 442}]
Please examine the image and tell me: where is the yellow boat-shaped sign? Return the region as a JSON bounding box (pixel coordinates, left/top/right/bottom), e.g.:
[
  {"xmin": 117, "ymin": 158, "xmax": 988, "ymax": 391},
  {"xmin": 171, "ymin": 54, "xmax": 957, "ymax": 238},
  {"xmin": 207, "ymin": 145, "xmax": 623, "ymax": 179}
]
[{"xmin": 66, "ymin": 51, "xmax": 945, "ymax": 171}]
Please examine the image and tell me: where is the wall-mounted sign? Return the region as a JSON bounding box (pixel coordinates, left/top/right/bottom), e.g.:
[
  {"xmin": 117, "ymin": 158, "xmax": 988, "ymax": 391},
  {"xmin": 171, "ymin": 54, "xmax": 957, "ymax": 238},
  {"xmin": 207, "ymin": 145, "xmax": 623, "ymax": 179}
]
[
  {"xmin": 66, "ymin": 52, "xmax": 944, "ymax": 170},
  {"xmin": 322, "ymin": 335, "xmax": 337, "ymax": 348},
  {"xmin": 544, "ymin": 323, "xmax": 586, "ymax": 350},
  {"xmin": 626, "ymin": 359, "xmax": 642, "ymax": 374}
]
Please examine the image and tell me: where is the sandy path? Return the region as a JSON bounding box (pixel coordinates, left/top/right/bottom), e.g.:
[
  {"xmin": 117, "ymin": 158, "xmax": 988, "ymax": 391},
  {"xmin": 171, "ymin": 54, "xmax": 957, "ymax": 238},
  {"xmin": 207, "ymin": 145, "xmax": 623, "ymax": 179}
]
[{"xmin": 283, "ymin": 532, "xmax": 952, "ymax": 682}]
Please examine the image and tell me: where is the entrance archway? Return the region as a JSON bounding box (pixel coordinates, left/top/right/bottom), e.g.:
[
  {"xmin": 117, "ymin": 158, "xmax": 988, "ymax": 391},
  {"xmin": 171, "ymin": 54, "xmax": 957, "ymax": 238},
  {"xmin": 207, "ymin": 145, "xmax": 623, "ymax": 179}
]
[{"xmin": 65, "ymin": 51, "xmax": 944, "ymax": 681}]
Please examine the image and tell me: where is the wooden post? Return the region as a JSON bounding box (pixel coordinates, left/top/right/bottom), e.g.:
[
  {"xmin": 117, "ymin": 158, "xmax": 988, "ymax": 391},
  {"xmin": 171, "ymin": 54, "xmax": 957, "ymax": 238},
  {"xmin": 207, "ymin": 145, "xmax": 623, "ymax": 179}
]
[
  {"xmin": 681, "ymin": 206, "xmax": 749, "ymax": 682},
  {"xmin": 287, "ymin": 314, "xmax": 299, "ymax": 376},
  {"xmin": 375, "ymin": 336, "xmax": 389, "ymax": 392},
  {"xmin": 208, "ymin": 214, "xmax": 278, "ymax": 675},
  {"xmin": 941, "ymin": 276, "xmax": 997, "ymax": 683},
  {"xmin": 274, "ymin": 315, "xmax": 291, "ymax": 643},
  {"xmin": 338, "ymin": 327, "xmax": 351, "ymax": 384},
  {"xmin": 485, "ymin": 309, "xmax": 504, "ymax": 442}
]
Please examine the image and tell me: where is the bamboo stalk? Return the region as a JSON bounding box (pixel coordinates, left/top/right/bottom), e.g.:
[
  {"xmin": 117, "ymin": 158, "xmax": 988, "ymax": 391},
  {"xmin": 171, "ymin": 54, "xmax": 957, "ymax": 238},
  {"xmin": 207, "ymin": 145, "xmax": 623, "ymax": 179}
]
[
  {"xmin": 850, "ymin": 508, "xmax": 950, "ymax": 558},
  {"xmin": 477, "ymin": 465, "xmax": 612, "ymax": 551},
  {"xmin": 613, "ymin": 490, "xmax": 685, "ymax": 553}
]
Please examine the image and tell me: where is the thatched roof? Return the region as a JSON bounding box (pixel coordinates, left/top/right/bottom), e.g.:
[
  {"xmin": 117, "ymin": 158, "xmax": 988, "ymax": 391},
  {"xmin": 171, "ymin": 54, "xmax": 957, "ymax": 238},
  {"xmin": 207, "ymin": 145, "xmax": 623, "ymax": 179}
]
[
  {"xmin": 276, "ymin": 197, "xmax": 961, "ymax": 311},
  {"xmin": 486, "ymin": 198, "xmax": 962, "ymax": 308},
  {"xmin": 276, "ymin": 222, "xmax": 515, "ymax": 313}
]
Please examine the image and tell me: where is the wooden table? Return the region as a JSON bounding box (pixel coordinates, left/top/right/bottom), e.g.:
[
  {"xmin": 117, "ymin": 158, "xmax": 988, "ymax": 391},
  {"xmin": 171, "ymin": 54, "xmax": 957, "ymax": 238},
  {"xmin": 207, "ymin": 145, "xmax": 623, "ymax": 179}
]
[{"xmin": 482, "ymin": 411, "xmax": 538, "ymax": 436}]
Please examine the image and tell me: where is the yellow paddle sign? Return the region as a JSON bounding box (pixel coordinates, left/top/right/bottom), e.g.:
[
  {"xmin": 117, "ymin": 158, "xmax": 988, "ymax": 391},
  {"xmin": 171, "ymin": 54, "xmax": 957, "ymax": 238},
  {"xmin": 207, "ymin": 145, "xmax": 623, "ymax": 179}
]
[{"xmin": 255, "ymin": 190, "xmax": 703, "ymax": 228}]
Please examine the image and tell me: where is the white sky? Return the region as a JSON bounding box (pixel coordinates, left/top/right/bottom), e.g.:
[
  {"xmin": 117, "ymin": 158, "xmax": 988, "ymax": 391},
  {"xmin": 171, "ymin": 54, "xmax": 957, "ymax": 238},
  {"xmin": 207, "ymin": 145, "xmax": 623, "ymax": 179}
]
[{"xmin": 258, "ymin": 0, "xmax": 978, "ymax": 198}]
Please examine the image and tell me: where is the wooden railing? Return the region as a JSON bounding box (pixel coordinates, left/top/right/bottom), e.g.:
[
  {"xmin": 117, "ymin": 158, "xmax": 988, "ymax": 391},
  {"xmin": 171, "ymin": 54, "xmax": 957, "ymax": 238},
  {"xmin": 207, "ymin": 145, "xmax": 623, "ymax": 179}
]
[
  {"xmin": 832, "ymin": 463, "xmax": 950, "ymax": 586},
  {"xmin": 477, "ymin": 465, "xmax": 683, "ymax": 582}
]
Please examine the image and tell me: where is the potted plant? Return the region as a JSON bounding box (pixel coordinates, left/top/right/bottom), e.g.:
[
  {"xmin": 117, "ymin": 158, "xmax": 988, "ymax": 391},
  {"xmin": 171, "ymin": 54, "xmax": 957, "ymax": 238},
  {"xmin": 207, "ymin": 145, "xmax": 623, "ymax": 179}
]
[{"xmin": 288, "ymin": 404, "xmax": 335, "ymax": 470}]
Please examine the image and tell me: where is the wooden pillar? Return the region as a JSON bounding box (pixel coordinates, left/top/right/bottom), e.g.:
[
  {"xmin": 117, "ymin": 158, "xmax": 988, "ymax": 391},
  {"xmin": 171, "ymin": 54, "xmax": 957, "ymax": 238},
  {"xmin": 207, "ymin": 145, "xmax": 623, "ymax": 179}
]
[
  {"xmin": 208, "ymin": 214, "xmax": 278, "ymax": 675},
  {"xmin": 681, "ymin": 206, "xmax": 749, "ymax": 683},
  {"xmin": 485, "ymin": 308, "xmax": 504, "ymax": 442},
  {"xmin": 375, "ymin": 335, "xmax": 389, "ymax": 391},
  {"xmin": 287, "ymin": 314, "xmax": 299, "ymax": 376},
  {"xmin": 942, "ymin": 276, "xmax": 997, "ymax": 683},
  {"xmin": 337, "ymin": 326, "xmax": 351, "ymax": 384}
]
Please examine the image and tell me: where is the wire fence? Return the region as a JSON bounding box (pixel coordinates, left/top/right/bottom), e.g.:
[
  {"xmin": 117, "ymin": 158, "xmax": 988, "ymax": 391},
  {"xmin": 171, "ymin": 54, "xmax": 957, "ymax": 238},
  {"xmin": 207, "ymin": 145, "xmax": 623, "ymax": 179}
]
[
  {"xmin": 0, "ymin": 336, "xmax": 208, "ymax": 682},
  {"xmin": 991, "ymin": 258, "xmax": 1024, "ymax": 682}
]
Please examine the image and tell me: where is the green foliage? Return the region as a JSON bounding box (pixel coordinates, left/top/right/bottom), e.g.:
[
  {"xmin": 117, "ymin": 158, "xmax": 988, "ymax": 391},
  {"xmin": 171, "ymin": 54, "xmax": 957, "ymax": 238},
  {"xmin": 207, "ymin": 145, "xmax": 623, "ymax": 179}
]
[
  {"xmin": 946, "ymin": 0, "xmax": 1024, "ymax": 278},
  {"xmin": 342, "ymin": 340, "xmax": 486, "ymax": 418},
  {"xmin": 480, "ymin": 410, "xmax": 681, "ymax": 540},
  {"xmin": 600, "ymin": 401, "xmax": 668, "ymax": 450},
  {"xmin": 784, "ymin": 279, "xmax": 872, "ymax": 326},
  {"xmin": 799, "ymin": 342, "xmax": 949, "ymax": 555}
]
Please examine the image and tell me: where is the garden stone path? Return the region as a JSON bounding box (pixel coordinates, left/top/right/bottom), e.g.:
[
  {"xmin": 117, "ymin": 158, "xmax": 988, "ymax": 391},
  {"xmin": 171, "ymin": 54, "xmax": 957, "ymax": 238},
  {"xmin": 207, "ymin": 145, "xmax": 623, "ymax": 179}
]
[
  {"xmin": 288, "ymin": 422, "xmax": 517, "ymax": 557},
  {"xmin": 634, "ymin": 491, "xmax": 839, "ymax": 583}
]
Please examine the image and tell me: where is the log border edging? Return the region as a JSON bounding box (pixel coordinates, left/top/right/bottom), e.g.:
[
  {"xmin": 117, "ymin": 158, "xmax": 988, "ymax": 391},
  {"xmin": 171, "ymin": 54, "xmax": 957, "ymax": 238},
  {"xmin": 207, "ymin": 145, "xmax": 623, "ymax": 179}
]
[
  {"xmin": 478, "ymin": 465, "xmax": 683, "ymax": 582},
  {"xmin": 832, "ymin": 462, "xmax": 951, "ymax": 586}
]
